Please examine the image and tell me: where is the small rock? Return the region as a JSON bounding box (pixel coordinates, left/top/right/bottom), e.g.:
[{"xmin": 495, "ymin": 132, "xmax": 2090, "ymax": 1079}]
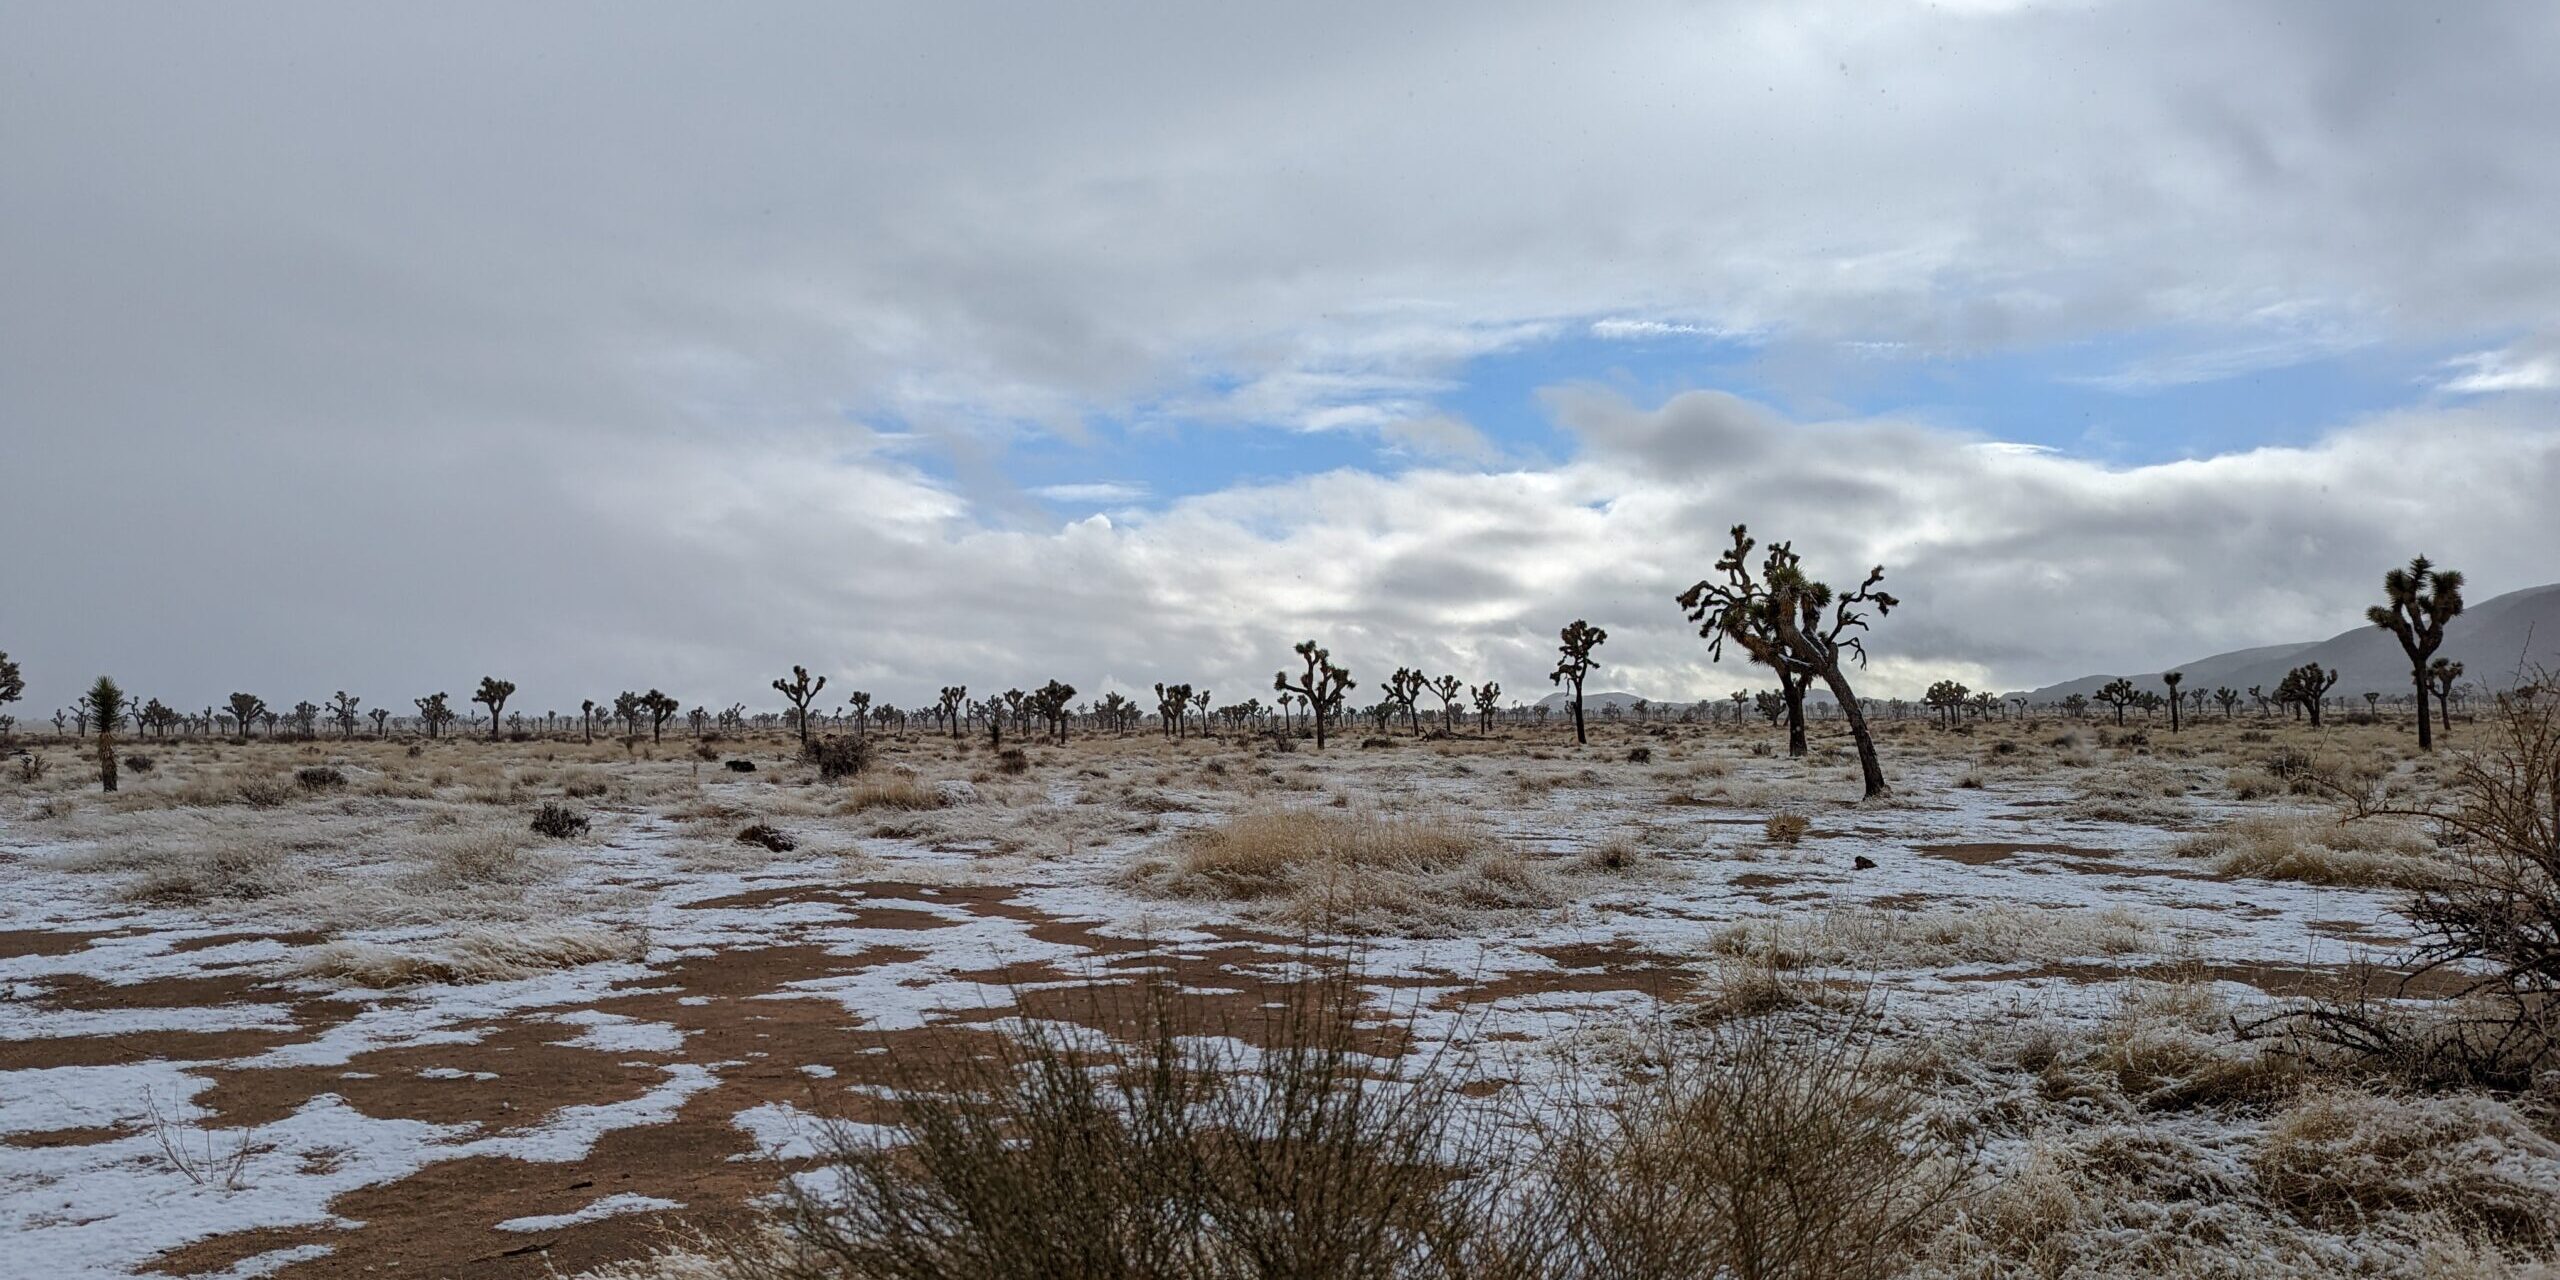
[
  {"xmin": 724, "ymin": 759, "xmax": 756, "ymax": 773},
  {"xmin": 1852, "ymin": 855, "xmax": 1877, "ymax": 870}
]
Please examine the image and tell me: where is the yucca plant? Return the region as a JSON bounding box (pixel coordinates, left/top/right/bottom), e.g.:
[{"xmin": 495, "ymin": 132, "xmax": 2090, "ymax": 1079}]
[{"xmin": 84, "ymin": 676, "xmax": 126, "ymax": 793}]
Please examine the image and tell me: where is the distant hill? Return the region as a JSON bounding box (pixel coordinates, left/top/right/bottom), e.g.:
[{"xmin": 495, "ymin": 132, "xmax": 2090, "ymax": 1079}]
[
  {"xmin": 1533, "ymin": 690, "xmax": 1660, "ymax": 711},
  {"xmin": 2022, "ymin": 582, "xmax": 2560, "ymax": 703}
]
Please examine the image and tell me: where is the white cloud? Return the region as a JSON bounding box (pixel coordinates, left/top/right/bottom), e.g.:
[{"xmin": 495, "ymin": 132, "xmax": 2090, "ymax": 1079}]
[
  {"xmin": 1033, "ymin": 482, "xmax": 1149, "ymax": 505},
  {"xmin": 2438, "ymin": 342, "xmax": 2560, "ymax": 394}
]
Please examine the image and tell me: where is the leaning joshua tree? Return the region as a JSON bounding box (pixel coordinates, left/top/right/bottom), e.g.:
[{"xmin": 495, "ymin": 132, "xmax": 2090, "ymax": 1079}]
[
  {"xmin": 772, "ymin": 665, "xmax": 826, "ymax": 749},
  {"xmin": 1274, "ymin": 640, "xmax": 1355, "ymax": 750},
  {"xmin": 2162, "ymin": 671, "xmax": 2184, "ymax": 732},
  {"xmin": 1549, "ymin": 620, "xmax": 1608, "ymax": 746},
  {"xmin": 1678, "ymin": 525, "xmax": 1900, "ymax": 800},
  {"xmin": 473, "ymin": 677, "xmax": 515, "ymax": 742},
  {"xmin": 2367, "ymin": 555, "xmax": 2466, "ymax": 751},
  {"xmin": 84, "ymin": 676, "xmax": 126, "ymax": 793}
]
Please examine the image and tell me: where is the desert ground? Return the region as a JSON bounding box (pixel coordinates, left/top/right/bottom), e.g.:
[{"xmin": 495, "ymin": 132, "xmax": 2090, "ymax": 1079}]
[{"xmin": 3, "ymin": 711, "xmax": 2555, "ymax": 1279}]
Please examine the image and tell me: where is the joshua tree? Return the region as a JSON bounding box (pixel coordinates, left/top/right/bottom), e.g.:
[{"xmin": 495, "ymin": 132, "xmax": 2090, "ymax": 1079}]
[
  {"xmin": 84, "ymin": 676, "xmax": 126, "ymax": 792},
  {"xmin": 2214, "ymin": 686, "xmax": 2240, "ymax": 719},
  {"xmin": 1192, "ymin": 688, "xmax": 1213, "ymax": 737},
  {"xmin": 772, "ymin": 665, "xmax": 825, "ymax": 749},
  {"xmin": 1923, "ymin": 679, "xmax": 1969, "ymax": 729},
  {"xmin": 330, "ymin": 691, "xmax": 362, "ymax": 739},
  {"xmin": 224, "ymin": 692, "xmax": 267, "ymax": 741},
  {"xmin": 1428, "ymin": 675, "xmax": 1465, "ymax": 735},
  {"xmin": 2367, "ymin": 556, "xmax": 2466, "ymax": 751},
  {"xmin": 0, "ymin": 652, "xmax": 21, "ymax": 723},
  {"xmin": 2162, "ymin": 671, "xmax": 2184, "ymax": 732},
  {"xmin": 473, "ymin": 677, "xmax": 515, "ymax": 742},
  {"xmin": 368, "ymin": 707, "xmax": 390, "ymax": 736},
  {"xmin": 1549, "ymin": 620, "xmax": 1608, "ymax": 746},
  {"xmin": 613, "ymin": 691, "xmax": 644, "ymax": 738},
  {"xmin": 1154, "ymin": 682, "xmax": 1194, "ymax": 740},
  {"xmin": 1677, "ymin": 525, "xmax": 1900, "ymax": 799},
  {"xmin": 1032, "ymin": 680, "xmax": 1078, "ymax": 744},
  {"xmin": 2430, "ymin": 658, "xmax": 2465, "ymax": 735},
  {"xmin": 2095, "ymin": 678, "xmax": 2139, "ymax": 726},
  {"xmin": 2277, "ymin": 663, "xmax": 2341, "ymax": 727},
  {"xmin": 1470, "ymin": 681, "xmax": 1502, "ymax": 734},
  {"xmin": 1274, "ymin": 640, "xmax": 1355, "ymax": 750},
  {"xmin": 413, "ymin": 693, "xmax": 452, "ymax": 739},
  {"xmin": 845, "ymin": 691, "xmax": 872, "ymax": 741},
  {"xmin": 643, "ymin": 689, "xmax": 680, "ymax": 742},
  {"xmin": 938, "ymin": 686, "xmax": 968, "ymax": 738},
  {"xmin": 1387, "ymin": 667, "xmax": 1429, "ymax": 735}
]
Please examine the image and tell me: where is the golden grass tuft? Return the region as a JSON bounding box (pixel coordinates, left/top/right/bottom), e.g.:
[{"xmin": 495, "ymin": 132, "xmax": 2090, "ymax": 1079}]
[
  {"xmin": 1124, "ymin": 807, "xmax": 1557, "ymax": 934},
  {"xmin": 2173, "ymin": 813, "xmax": 2438, "ymax": 888},
  {"xmin": 289, "ymin": 923, "xmax": 646, "ymax": 987}
]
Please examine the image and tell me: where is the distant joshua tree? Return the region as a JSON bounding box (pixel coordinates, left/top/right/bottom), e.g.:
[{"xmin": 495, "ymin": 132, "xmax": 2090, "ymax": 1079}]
[
  {"xmin": 1677, "ymin": 524, "xmax": 1899, "ymax": 799},
  {"xmin": 1274, "ymin": 640, "xmax": 1355, "ymax": 750},
  {"xmin": 2428, "ymin": 658, "xmax": 2464, "ymax": 735},
  {"xmin": 330, "ymin": 691, "xmax": 362, "ymax": 739},
  {"xmin": 2367, "ymin": 556, "xmax": 2465, "ymax": 751},
  {"xmin": 229, "ymin": 692, "xmax": 270, "ymax": 741},
  {"xmin": 772, "ymin": 665, "xmax": 825, "ymax": 749},
  {"xmin": 0, "ymin": 652, "xmax": 22, "ymax": 725},
  {"xmin": 938, "ymin": 685, "xmax": 968, "ymax": 738},
  {"xmin": 642, "ymin": 689, "xmax": 680, "ymax": 742},
  {"xmin": 613, "ymin": 691, "xmax": 644, "ymax": 739},
  {"xmin": 2214, "ymin": 686, "xmax": 2240, "ymax": 719},
  {"xmin": 1429, "ymin": 675, "xmax": 1464, "ymax": 735},
  {"xmin": 2161, "ymin": 671, "xmax": 2183, "ymax": 732},
  {"xmin": 2094, "ymin": 678, "xmax": 2138, "ymax": 726},
  {"xmin": 412, "ymin": 692, "xmax": 451, "ymax": 739},
  {"xmin": 1032, "ymin": 680, "xmax": 1078, "ymax": 744},
  {"xmin": 1549, "ymin": 620, "xmax": 1607, "ymax": 746},
  {"xmin": 1192, "ymin": 688, "xmax": 1212, "ymax": 737},
  {"xmin": 473, "ymin": 677, "xmax": 515, "ymax": 742},
  {"xmin": 368, "ymin": 707, "xmax": 390, "ymax": 736},
  {"xmin": 845, "ymin": 691, "xmax": 872, "ymax": 741},
  {"xmin": 2277, "ymin": 663, "xmax": 2341, "ymax": 727},
  {"xmin": 84, "ymin": 676, "xmax": 126, "ymax": 792},
  {"xmin": 1470, "ymin": 681, "xmax": 1502, "ymax": 734},
  {"xmin": 1154, "ymin": 682, "xmax": 1194, "ymax": 740},
  {"xmin": 1923, "ymin": 679, "xmax": 1968, "ymax": 729},
  {"xmin": 1388, "ymin": 667, "xmax": 1428, "ymax": 736}
]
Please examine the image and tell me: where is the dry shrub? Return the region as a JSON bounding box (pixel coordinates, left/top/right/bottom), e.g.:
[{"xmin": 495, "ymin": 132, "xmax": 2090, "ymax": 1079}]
[
  {"xmin": 1123, "ymin": 807, "xmax": 1558, "ymax": 935},
  {"xmin": 2255, "ymin": 1088, "xmax": 2560, "ymax": 1252},
  {"xmin": 413, "ymin": 828, "xmax": 542, "ymax": 888},
  {"xmin": 291, "ymin": 923, "xmax": 645, "ymax": 987},
  {"xmin": 1535, "ymin": 1008, "xmax": 1963, "ymax": 1280},
  {"xmin": 2227, "ymin": 765, "xmax": 2291, "ymax": 800},
  {"xmin": 531, "ymin": 800, "xmax": 592, "ymax": 838},
  {"xmin": 2174, "ymin": 813, "xmax": 2439, "ymax": 888},
  {"xmin": 1764, "ymin": 812, "xmax": 1811, "ymax": 846},
  {"xmin": 837, "ymin": 774, "xmax": 946, "ymax": 813},
  {"xmin": 736, "ymin": 822, "xmax": 798, "ymax": 853},
  {"xmin": 121, "ymin": 840, "xmax": 290, "ymax": 904},
  {"xmin": 1713, "ymin": 904, "xmax": 2153, "ymax": 970}
]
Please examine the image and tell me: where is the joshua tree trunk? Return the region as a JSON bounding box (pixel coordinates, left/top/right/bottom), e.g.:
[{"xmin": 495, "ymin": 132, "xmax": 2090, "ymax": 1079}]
[
  {"xmin": 1568, "ymin": 684, "xmax": 1586, "ymax": 746},
  {"xmin": 1783, "ymin": 670, "xmax": 1809, "ymax": 758},
  {"xmin": 1818, "ymin": 664, "xmax": 1889, "ymax": 799}
]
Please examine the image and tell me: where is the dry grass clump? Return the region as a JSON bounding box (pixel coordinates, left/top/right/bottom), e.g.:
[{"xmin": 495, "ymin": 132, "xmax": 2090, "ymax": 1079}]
[
  {"xmin": 289, "ymin": 922, "xmax": 646, "ymax": 987},
  {"xmin": 1123, "ymin": 807, "xmax": 1559, "ymax": 935},
  {"xmin": 120, "ymin": 840, "xmax": 292, "ymax": 904},
  {"xmin": 2175, "ymin": 813, "xmax": 2439, "ymax": 888},
  {"xmin": 1713, "ymin": 903, "xmax": 2154, "ymax": 970},
  {"xmin": 408, "ymin": 826, "xmax": 549, "ymax": 890},
  {"xmin": 1764, "ymin": 811, "xmax": 1811, "ymax": 846},
  {"xmin": 835, "ymin": 773, "xmax": 948, "ymax": 813},
  {"xmin": 2255, "ymin": 1088, "xmax": 2560, "ymax": 1252},
  {"xmin": 2065, "ymin": 761, "xmax": 2196, "ymax": 824}
]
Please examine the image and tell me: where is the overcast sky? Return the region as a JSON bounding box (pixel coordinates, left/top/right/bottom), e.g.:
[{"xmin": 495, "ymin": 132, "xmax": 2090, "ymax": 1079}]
[{"xmin": 5, "ymin": 1, "xmax": 2558, "ymax": 717}]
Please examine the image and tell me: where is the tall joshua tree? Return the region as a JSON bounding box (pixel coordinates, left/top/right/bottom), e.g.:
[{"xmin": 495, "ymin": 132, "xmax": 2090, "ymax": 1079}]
[
  {"xmin": 642, "ymin": 689, "xmax": 680, "ymax": 743},
  {"xmin": 579, "ymin": 698, "xmax": 599, "ymax": 743},
  {"xmin": 2162, "ymin": 671, "xmax": 2184, "ymax": 733},
  {"xmin": 1550, "ymin": 620, "xmax": 1607, "ymax": 746},
  {"xmin": 330, "ymin": 691, "xmax": 362, "ymax": 739},
  {"xmin": 85, "ymin": 676, "xmax": 126, "ymax": 793},
  {"xmin": 473, "ymin": 677, "xmax": 515, "ymax": 742},
  {"xmin": 2215, "ymin": 687, "xmax": 2240, "ymax": 719},
  {"xmin": 1470, "ymin": 681, "xmax": 1502, "ymax": 735},
  {"xmin": 1678, "ymin": 525, "xmax": 1900, "ymax": 800},
  {"xmin": 415, "ymin": 693, "xmax": 454, "ymax": 739},
  {"xmin": 1430, "ymin": 675, "xmax": 1465, "ymax": 735},
  {"xmin": 1388, "ymin": 667, "xmax": 1429, "ymax": 735},
  {"xmin": 2278, "ymin": 663, "xmax": 2340, "ymax": 727},
  {"xmin": 845, "ymin": 691, "xmax": 872, "ymax": 741},
  {"xmin": 938, "ymin": 686, "xmax": 968, "ymax": 738},
  {"xmin": 772, "ymin": 665, "xmax": 825, "ymax": 749},
  {"xmin": 1274, "ymin": 640, "xmax": 1354, "ymax": 750},
  {"xmin": 2366, "ymin": 556, "xmax": 2465, "ymax": 751},
  {"xmin": 368, "ymin": 707, "xmax": 390, "ymax": 736},
  {"xmin": 2429, "ymin": 658, "xmax": 2464, "ymax": 735}
]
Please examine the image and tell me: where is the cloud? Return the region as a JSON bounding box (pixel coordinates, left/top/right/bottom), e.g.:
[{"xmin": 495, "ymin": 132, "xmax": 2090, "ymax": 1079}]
[
  {"xmin": 2438, "ymin": 339, "xmax": 2560, "ymax": 394},
  {"xmin": 1033, "ymin": 482, "xmax": 1150, "ymax": 505},
  {"xmin": 7, "ymin": 4, "xmax": 2560, "ymax": 712}
]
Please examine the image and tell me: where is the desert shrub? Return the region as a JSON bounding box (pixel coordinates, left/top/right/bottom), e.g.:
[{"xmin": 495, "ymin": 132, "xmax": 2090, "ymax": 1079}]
[
  {"xmin": 121, "ymin": 841, "xmax": 289, "ymax": 904},
  {"xmin": 1534, "ymin": 1008, "xmax": 1962, "ymax": 1280},
  {"xmin": 122, "ymin": 753, "xmax": 154, "ymax": 773},
  {"xmin": 1626, "ymin": 746, "xmax": 1653, "ymax": 764},
  {"xmin": 291, "ymin": 923, "xmax": 644, "ymax": 987},
  {"xmin": 1765, "ymin": 812, "xmax": 1810, "ymax": 846},
  {"xmin": 725, "ymin": 758, "xmax": 757, "ymax": 773},
  {"xmin": 996, "ymin": 748, "xmax": 1029, "ymax": 775},
  {"xmin": 2173, "ymin": 813, "xmax": 2439, "ymax": 888},
  {"xmin": 1713, "ymin": 904, "xmax": 2152, "ymax": 970},
  {"xmin": 838, "ymin": 774, "xmax": 946, "ymax": 813},
  {"xmin": 530, "ymin": 800, "xmax": 592, "ymax": 839},
  {"xmin": 2255, "ymin": 1088, "xmax": 2560, "ymax": 1251},
  {"xmin": 234, "ymin": 776, "xmax": 295, "ymax": 808},
  {"xmin": 736, "ymin": 822, "xmax": 798, "ymax": 853},
  {"xmin": 806, "ymin": 735, "xmax": 871, "ymax": 780},
  {"xmin": 1360, "ymin": 735, "xmax": 1395, "ymax": 749},
  {"xmin": 1124, "ymin": 808, "xmax": 1557, "ymax": 935},
  {"xmin": 2226, "ymin": 766, "xmax": 2289, "ymax": 800},
  {"xmin": 418, "ymin": 830, "xmax": 538, "ymax": 887},
  {"xmin": 15, "ymin": 753, "xmax": 45, "ymax": 783},
  {"xmin": 295, "ymin": 765, "xmax": 346, "ymax": 791}
]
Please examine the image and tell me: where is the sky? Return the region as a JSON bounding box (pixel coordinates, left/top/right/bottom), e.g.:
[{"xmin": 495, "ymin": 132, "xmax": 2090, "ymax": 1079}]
[{"xmin": 5, "ymin": 1, "xmax": 2559, "ymax": 718}]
